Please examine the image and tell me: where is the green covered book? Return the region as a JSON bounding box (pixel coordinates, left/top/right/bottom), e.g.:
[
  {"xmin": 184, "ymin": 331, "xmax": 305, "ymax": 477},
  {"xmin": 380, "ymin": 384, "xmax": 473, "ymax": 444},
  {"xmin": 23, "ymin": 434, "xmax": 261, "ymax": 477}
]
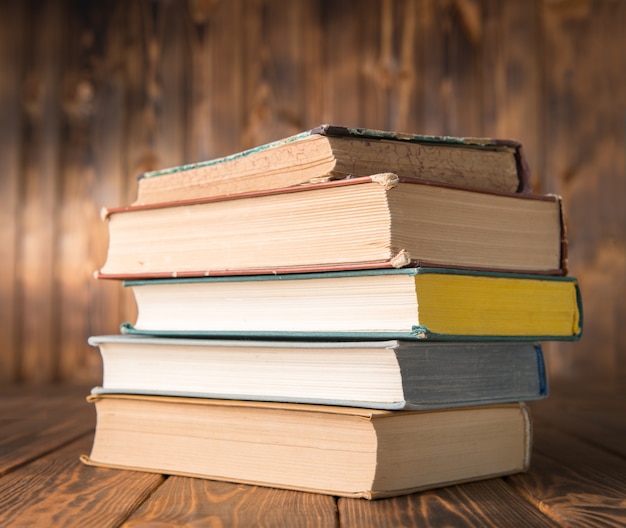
[{"xmin": 134, "ymin": 124, "xmax": 531, "ymax": 205}]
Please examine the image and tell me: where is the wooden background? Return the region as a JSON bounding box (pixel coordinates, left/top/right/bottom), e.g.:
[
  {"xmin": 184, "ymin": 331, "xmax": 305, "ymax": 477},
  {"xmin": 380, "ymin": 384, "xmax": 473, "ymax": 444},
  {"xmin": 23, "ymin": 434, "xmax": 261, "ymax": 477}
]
[{"xmin": 1, "ymin": 0, "xmax": 624, "ymax": 388}]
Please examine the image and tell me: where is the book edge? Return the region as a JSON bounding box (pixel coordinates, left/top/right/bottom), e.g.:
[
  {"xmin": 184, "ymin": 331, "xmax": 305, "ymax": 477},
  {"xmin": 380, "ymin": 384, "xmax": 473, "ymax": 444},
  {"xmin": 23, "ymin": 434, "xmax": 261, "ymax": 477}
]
[
  {"xmin": 138, "ymin": 124, "xmax": 530, "ymax": 193},
  {"xmin": 79, "ymin": 454, "xmax": 528, "ymax": 500}
]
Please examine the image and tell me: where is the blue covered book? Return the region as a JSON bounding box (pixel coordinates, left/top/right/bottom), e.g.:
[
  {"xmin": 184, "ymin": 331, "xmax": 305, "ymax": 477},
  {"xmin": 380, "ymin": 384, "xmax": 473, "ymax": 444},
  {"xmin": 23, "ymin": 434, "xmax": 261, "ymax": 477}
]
[{"xmin": 89, "ymin": 335, "xmax": 548, "ymax": 410}]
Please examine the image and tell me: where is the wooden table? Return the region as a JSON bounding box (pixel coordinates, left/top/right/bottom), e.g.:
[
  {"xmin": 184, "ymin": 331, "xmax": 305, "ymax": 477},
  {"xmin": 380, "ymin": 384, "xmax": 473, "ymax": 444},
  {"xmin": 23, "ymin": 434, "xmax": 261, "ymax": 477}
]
[{"xmin": 1, "ymin": 384, "xmax": 625, "ymax": 527}]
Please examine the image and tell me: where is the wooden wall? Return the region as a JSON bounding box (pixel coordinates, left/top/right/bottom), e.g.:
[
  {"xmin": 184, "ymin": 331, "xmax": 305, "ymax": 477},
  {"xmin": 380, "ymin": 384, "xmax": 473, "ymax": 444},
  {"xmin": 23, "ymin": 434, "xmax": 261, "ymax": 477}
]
[{"xmin": 1, "ymin": 0, "xmax": 625, "ymax": 387}]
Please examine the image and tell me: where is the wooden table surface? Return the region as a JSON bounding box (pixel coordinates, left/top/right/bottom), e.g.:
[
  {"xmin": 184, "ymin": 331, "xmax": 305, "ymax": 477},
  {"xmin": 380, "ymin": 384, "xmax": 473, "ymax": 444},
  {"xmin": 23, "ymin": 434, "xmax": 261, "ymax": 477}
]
[{"xmin": 1, "ymin": 384, "xmax": 625, "ymax": 527}]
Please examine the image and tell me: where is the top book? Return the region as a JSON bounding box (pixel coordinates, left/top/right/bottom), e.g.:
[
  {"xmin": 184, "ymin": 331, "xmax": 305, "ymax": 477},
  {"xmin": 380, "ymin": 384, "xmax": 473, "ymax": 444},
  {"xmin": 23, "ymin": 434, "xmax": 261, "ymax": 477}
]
[{"xmin": 134, "ymin": 124, "xmax": 531, "ymax": 205}]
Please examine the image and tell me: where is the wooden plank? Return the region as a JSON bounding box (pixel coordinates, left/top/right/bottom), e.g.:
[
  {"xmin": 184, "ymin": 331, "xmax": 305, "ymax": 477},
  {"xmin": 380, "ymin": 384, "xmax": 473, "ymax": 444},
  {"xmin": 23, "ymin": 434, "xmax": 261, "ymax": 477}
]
[
  {"xmin": 56, "ymin": 0, "xmax": 107, "ymax": 383},
  {"xmin": 299, "ymin": 1, "xmax": 324, "ymax": 129},
  {"xmin": 539, "ymin": 0, "xmax": 626, "ymax": 386},
  {"xmin": 0, "ymin": 435, "xmax": 164, "ymax": 528},
  {"xmin": 360, "ymin": 0, "xmax": 419, "ymax": 132},
  {"xmin": 481, "ymin": 0, "xmax": 542, "ymax": 189},
  {"xmin": 0, "ymin": 0, "xmax": 26, "ymax": 383},
  {"xmin": 508, "ymin": 421, "xmax": 626, "ymax": 526},
  {"xmin": 122, "ymin": 477, "xmax": 338, "ymax": 527},
  {"xmin": 186, "ymin": 0, "xmax": 244, "ymax": 161},
  {"xmin": 339, "ymin": 479, "xmax": 556, "ymax": 527},
  {"xmin": 150, "ymin": 0, "xmax": 189, "ymax": 170},
  {"xmin": 86, "ymin": 0, "xmax": 130, "ymax": 348},
  {"xmin": 529, "ymin": 392, "xmax": 626, "ymax": 458},
  {"xmin": 17, "ymin": 0, "xmax": 65, "ymax": 383},
  {"xmin": 418, "ymin": 0, "xmax": 484, "ymax": 136},
  {"xmin": 318, "ymin": 0, "xmax": 362, "ymax": 126},
  {"xmin": 0, "ymin": 386, "xmax": 93, "ymax": 476},
  {"xmin": 240, "ymin": 0, "xmax": 307, "ymax": 147}
]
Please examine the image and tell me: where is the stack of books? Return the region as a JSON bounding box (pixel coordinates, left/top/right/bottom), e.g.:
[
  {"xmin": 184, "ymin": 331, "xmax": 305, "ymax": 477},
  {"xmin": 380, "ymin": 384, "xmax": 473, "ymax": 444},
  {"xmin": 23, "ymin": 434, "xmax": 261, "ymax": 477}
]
[{"xmin": 83, "ymin": 125, "xmax": 582, "ymax": 499}]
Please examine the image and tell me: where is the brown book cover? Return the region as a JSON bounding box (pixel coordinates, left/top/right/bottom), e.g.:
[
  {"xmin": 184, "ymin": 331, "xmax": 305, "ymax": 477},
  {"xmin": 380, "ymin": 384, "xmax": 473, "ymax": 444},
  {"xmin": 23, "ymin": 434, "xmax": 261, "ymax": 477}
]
[
  {"xmin": 98, "ymin": 175, "xmax": 567, "ymax": 280},
  {"xmin": 133, "ymin": 124, "xmax": 532, "ymax": 204}
]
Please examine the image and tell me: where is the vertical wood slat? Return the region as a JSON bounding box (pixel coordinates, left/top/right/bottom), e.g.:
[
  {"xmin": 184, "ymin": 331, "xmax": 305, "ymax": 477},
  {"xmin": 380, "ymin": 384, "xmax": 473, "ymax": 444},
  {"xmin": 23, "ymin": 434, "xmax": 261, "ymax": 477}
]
[
  {"xmin": 481, "ymin": 0, "xmax": 542, "ymax": 188},
  {"xmin": 187, "ymin": 0, "xmax": 244, "ymax": 162},
  {"xmin": 17, "ymin": 0, "xmax": 65, "ymax": 383},
  {"xmin": 241, "ymin": 0, "xmax": 308, "ymax": 148},
  {"xmin": 0, "ymin": 1, "xmax": 26, "ymax": 384},
  {"xmin": 318, "ymin": 0, "xmax": 362, "ymax": 126},
  {"xmin": 540, "ymin": 0, "xmax": 626, "ymax": 388},
  {"xmin": 360, "ymin": 0, "xmax": 419, "ymax": 132},
  {"xmin": 86, "ymin": 0, "xmax": 130, "ymax": 366},
  {"xmin": 419, "ymin": 0, "xmax": 484, "ymax": 136},
  {"xmin": 151, "ymin": 0, "xmax": 189, "ymax": 171},
  {"xmin": 57, "ymin": 1, "xmax": 103, "ymax": 383}
]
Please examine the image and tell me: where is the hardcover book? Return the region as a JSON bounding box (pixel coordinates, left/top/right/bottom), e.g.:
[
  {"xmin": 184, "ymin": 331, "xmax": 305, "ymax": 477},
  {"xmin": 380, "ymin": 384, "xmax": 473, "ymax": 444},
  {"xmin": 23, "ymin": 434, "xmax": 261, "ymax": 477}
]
[
  {"xmin": 81, "ymin": 395, "xmax": 532, "ymax": 499},
  {"xmin": 134, "ymin": 124, "xmax": 532, "ymax": 205},
  {"xmin": 99, "ymin": 175, "xmax": 566, "ymax": 279},
  {"xmin": 88, "ymin": 336, "xmax": 548, "ymax": 410},
  {"xmin": 120, "ymin": 268, "xmax": 583, "ymax": 340}
]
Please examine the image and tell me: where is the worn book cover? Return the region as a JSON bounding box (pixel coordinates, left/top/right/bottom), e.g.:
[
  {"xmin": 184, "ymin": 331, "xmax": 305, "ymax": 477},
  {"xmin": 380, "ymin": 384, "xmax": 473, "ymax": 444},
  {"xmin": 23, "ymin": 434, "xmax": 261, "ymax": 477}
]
[{"xmin": 133, "ymin": 124, "xmax": 532, "ymax": 204}]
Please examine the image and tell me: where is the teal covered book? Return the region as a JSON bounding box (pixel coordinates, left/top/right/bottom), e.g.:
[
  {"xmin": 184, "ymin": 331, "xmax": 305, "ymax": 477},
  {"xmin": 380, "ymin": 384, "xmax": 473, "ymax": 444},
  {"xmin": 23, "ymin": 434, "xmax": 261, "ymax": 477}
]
[
  {"xmin": 121, "ymin": 268, "xmax": 582, "ymax": 341},
  {"xmin": 89, "ymin": 335, "xmax": 547, "ymax": 410},
  {"xmin": 133, "ymin": 124, "xmax": 531, "ymax": 205}
]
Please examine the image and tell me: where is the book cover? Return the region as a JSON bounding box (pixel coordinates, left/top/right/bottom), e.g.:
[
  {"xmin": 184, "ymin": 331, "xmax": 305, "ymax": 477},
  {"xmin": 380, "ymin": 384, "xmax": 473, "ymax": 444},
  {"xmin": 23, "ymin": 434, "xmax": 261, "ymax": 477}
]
[
  {"xmin": 81, "ymin": 394, "xmax": 532, "ymax": 499},
  {"xmin": 133, "ymin": 124, "xmax": 531, "ymax": 205},
  {"xmin": 88, "ymin": 335, "xmax": 548, "ymax": 410},
  {"xmin": 120, "ymin": 267, "xmax": 583, "ymax": 341},
  {"xmin": 98, "ymin": 176, "xmax": 567, "ymax": 279}
]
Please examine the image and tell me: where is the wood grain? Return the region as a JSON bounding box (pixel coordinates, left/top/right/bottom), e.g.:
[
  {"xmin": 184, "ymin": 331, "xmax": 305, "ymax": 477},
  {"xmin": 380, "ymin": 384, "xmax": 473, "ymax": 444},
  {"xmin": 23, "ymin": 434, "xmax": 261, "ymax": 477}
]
[
  {"xmin": 0, "ymin": 0, "xmax": 25, "ymax": 383},
  {"xmin": 123, "ymin": 477, "xmax": 338, "ymax": 527},
  {"xmin": 1, "ymin": 0, "xmax": 625, "ymax": 386},
  {"xmin": 2, "ymin": 385, "xmax": 626, "ymax": 525},
  {"xmin": 539, "ymin": 0, "xmax": 626, "ymax": 388},
  {"xmin": 86, "ymin": 0, "xmax": 131, "ymax": 347},
  {"xmin": 530, "ymin": 391, "xmax": 626, "ymax": 458},
  {"xmin": 0, "ymin": 386, "xmax": 94, "ymax": 476},
  {"xmin": 16, "ymin": 0, "xmax": 64, "ymax": 383},
  {"xmin": 57, "ymin": 0, "xmax": 104, "ymax": 383},
  {"xmin": 339, "ymin": 479, "xmax": 557, "ymax": 527},
  {"xmin": 0, "ymin": 435, "xmax": 164, "ymax": 528},
  {"xmin": 481, "ymin": 0, "xmax": 542, "ymax": 188},
  {"xmin": 508, "ymin": 422, "xmax": 626, "ymax": 527}
]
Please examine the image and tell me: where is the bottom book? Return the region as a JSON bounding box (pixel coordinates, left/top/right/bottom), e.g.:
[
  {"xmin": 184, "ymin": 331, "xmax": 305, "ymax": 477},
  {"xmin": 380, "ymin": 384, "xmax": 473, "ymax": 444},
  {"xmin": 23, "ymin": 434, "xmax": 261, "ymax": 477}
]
[{"xmin": 81, "ymin": 394, "xmax": 531, "ymax": 499}]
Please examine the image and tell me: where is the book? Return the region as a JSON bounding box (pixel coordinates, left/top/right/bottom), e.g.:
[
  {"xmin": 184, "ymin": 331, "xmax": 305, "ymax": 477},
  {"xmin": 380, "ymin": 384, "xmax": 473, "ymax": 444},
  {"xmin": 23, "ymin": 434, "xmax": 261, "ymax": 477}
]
[
  {"xmin": 81, "ymin": 394, "xmax": 532, "ymax": 499},
  {"xmin": 120, "ymin": 268, "xmax": 583, "ymax": 340},
  {"xmin": 133, "ymin": 124, "xmax": 531, "ymax": 205},
  {"xmin": 98, "ymin": 175, "xmax": 567, "ymax": 279},
  {"xmin": 88, "ymin": 335, "xmax": 548, "ymax": 410}
]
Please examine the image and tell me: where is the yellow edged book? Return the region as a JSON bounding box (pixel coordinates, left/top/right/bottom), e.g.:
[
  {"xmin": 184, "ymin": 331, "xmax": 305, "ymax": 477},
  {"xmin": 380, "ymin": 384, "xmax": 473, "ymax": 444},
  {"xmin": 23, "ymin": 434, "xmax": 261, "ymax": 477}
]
[
  {"xmin": 82, "ymin": 394, "xmax": 531, "ymax": 499},
  {"xmin": 120, "ymin": 268, "xmax": 582, "ymax": 341}
]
